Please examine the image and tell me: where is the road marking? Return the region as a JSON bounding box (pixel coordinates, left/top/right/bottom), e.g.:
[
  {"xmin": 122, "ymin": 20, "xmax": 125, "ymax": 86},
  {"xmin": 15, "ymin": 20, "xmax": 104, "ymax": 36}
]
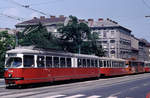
[
  {"xmin": 1, "ymin": 92, "xmax": 36, "ymax": 98},
  {"xmin": 44, "ymin": 94, "xmax": 66, "ymax": 98},
  {"xmin": 130, "ymin": 86, "xmax": 139, "ymax": 90},
  {"xmin": 110, "ymin": 92, "xmax": 121, "ymax": 96},
  {"xmin": 86, "ymin": 95, "xmax": 102, "ymax": 98},
  {"xmin": 0, "ymin": 92, "xmax": 12, "ymax": 95},
  {"xmin": 64, "ymin": 94, "xmax": 85, "ymax": 98},
  {"xmin": 107, "ymin": 96, "xmax": 118, "ymax": 98}
]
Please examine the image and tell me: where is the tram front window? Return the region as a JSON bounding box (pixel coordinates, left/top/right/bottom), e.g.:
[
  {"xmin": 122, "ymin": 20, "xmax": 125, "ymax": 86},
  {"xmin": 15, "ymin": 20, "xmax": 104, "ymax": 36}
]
[{"xmin": 6, "ymin": 57, "xmax": 22, "ymax": 68}]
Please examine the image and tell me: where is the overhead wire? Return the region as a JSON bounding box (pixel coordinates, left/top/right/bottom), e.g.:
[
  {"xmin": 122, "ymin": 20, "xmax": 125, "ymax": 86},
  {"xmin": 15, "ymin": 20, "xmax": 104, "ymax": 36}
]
[
  {"xmin": 0, "ymin": 13, "xmax": 25, "ymax": 21},
  {"xmin": 5, "ymin": 0, "xmax": 51, "ymax": 17},
  {"xmin": 142, "ymin": 0, "xmax": 150, "ymax": 9},
  {"xmin": 142, "ymin": 0, "xmax": 150, "ymax": 17}
]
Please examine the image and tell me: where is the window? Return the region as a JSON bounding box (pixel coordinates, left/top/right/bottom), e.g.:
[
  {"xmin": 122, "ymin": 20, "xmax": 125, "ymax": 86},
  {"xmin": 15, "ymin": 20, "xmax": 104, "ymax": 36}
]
[
  {"xmin": 91, "ymin": 59, "xmax": 94, "ymax": 67},
  {"xmin": 60, "ymin": 57, "xmax": 66, "ymax": 68},
  {"xmin": 37, "ymin": 56, "xmax": 45, "ymax": 68},
  {"xmin": 95, "ymin": 60, "xmax": 98, "ymax": 67},
  {"xmin": 6, "ymin": 57, "xmax": 22, "ymax": 68},
  {"xmin": 110, "ymin": 40, "xmax": 115, "ymax": 43},
  {"xmin": 87, "ymin": 59, "xmax": 90, "ymax": 67},
  {"xmin": 24, "ymin": 55, "xmax": 34, "ymax": 68},
  {"xmin": 83, "ymin": 59, "xmax": 86, "ymax": 67},
  {"xmin": 103, "ymin": 61, "xmax": 107, "ymax": 67},
  {"xmin": 107, "ymin": 61, "xmax": 110, "ymax": 67},
  {"xmin": 99, "ymin": 60, "xmax": 103, "ymax": 67},
  {"xmin": 103, "ymin": 32, "xmax": 107, "ymax": 38},
  {"xmin": 78, "ymin": 59, "xmax": 82, "ymax": 67},
  {"xmin": 111, "ymin": 50, "xmax": 115, "ymax": 54},
  {"xmin": 67, "ymin": 58, "xmax": 71, "ymax": 67},
  {"xmin": 46, "ymin": 57, "xmax": 52, "ymax": 68},
  {"xmin": 54, "ymin": 57, "xmax": 59, "ymax": 68}
]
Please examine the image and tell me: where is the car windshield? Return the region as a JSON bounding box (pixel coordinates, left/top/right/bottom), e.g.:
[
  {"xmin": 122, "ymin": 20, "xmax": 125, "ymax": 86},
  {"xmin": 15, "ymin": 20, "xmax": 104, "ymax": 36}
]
[{"xmin": 6, "ymin": 57, "xmax": 22, "ymax": 68}]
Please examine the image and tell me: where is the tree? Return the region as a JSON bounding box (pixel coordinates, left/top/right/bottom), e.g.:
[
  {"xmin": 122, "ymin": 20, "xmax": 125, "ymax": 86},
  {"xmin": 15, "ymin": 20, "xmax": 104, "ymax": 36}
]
[
  {"xmin": 58, "ymin": 16, "xmax": 91, "ymax": 53},
  {"xmin": 59, "ymin": 16, "xmax": 105, "ymax": 56},
  {"xmin": 0, "ymin": 31, "xmax": 15, "ymax": 77},
  {"xmin": 18, "ymin": 23, "xmax": 62, "ymax": 50}
]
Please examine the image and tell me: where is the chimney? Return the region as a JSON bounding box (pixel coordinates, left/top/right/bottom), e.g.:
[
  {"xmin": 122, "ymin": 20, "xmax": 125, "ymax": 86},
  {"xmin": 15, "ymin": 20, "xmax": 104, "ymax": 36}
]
[
  {"xmin": 79, "ymin": 19, "xmax": 85, "ymax": 22},
  {"xmin": 106, "ymin": 18, "xmax": 110, "ymax": 21},
  {"xmin": 59, "ymin": 15, "xmax": 64, "ymax": 18},
  {"xmin": 50, "ymin": 16, "xmax": 56, "ymax": 19},
  {"xmin": 98, "ymin": 18, "xmax": 103, "ymax": 21},
  {"xmin": 88, "ymin": 19, "xmax": 94, "ymax": 21},
  {"xmin": 40, "ymin": 16, "xmax": 45, "ymax": 20},
  {"xmin": 33, "ymin": 17, "xmax": 37, "ymax": 19}
]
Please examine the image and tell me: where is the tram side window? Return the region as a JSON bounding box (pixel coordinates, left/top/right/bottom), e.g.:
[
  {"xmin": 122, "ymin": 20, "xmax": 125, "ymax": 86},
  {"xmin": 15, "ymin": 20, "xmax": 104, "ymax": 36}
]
[
  {"xmin": 67, "ymin": 58, "xmax": 71, "ymax": 67},
  {"xmin": 112, "ymin": 62, "xmax": 114, "ymax": 68},
  {"xmin": 95, "ymin": 60, "xmax": 98, "ymax": 67},
  {"xmin": 91, "ymin": 59, "xmax": 94, "ymax": 67},
  {"xmin": 99, "ymin": 60, "xmax": 103, "ymax": 67},
  {"xmin": 87, "ymin": 59, "xmax": 90, "ymax": 67},
  {"xmin": 141, "ymin": 62, "xmax": 144, "ymax": 66},
  {"xmin": 83, "ymin": 59, "xmax": 86, "ymax": 67},
  {"xmin": 103, "ymin": 61, "xmax": 107, "ymax": 67},
  {"xmin": 24, "ymin": 55, "xmax": 34, "ymax": 68},
  {"xmin": 54, "ymin": 57, "xmax": 59, "ymax": 68},
  {"xmin": 37, "ymin": 56, "xmax": 45, "ymax": 68},
  {"xmin": 107, "ymin": 61, "xmax": 110, "ymax": 67},
  {"xmin": 78, "ymin": 59, "xmax": 82, "ymax": 67},
  {"xmin": 60, "ymin": 57, "xmax": 66, "ymax": 68},
  {"xmin": 46, "ymin": 57, "xmax": 52, "ymax": 68},
  {"xmin": 120, "ymin": 62, "xmax": 122, "ymax": 67}
]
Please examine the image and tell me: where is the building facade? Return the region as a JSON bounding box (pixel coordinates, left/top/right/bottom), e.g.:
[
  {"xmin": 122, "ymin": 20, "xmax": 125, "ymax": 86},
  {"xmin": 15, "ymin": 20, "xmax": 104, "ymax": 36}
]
[
  {"xmin": 138, "ymin": 39, "xmax": 150, "ymax": 61},
  {"xmin": 88, "ymin": 18, "xmax": 132, "ymax": 59},
  {"xmin": 130, "ymin": 35, "xmax": 139, "ymax": 60}
]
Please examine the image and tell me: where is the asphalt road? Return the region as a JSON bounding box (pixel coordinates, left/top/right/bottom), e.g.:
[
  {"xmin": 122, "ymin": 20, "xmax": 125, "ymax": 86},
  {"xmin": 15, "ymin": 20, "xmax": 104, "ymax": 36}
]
[{"xmin": 0, "ymin": 73, "xmax": 150, "ymax": 98}]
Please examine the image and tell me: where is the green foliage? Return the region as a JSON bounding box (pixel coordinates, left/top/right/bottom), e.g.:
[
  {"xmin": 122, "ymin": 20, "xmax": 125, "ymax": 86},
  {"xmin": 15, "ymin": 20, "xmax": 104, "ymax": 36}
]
[
  {"xmin": 18, "ymin": 23, "xmax": 62, "ymax": 50},
  {"xmin": 0, "ymin": 31, "xmax": 15, "ymax": 77},
  {"xmin": 59, "ymin": 16, "xmax": 104, "ymax": 56},
  {"xmin": 59, "ymin": 15, "xmax": 91, "ymax": 53}
]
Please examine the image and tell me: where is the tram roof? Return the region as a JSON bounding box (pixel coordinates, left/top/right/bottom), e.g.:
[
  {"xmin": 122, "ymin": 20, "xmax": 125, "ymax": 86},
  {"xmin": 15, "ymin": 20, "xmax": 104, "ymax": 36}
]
[
  {"xmin": 144, "ymin": 61, "xmax": 150, "ymax": 63},
  {"xmin": 99, "ymin": 57, "xmax": 126, "ymax": 61},
  {"xmin": 6, "ymin": 46, "xmax": 99, "ymax": 59}
]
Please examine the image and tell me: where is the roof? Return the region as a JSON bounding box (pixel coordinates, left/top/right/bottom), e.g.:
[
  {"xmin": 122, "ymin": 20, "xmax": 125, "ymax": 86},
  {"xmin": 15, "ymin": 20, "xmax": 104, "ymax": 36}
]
[
  {"xmin": 15, "ymin": 16, "xmax": 67, "ymax": 27},
  {"xmin": 139, "ymin": 38, "xmax": 150, "ymax": 47},
  {"xmin": 6, "ymin": 46, "xmax": 99, "ymax": 59},
  {"xmin": 88, "ymin": 18, "xmax": 131, "ymax": 33}
]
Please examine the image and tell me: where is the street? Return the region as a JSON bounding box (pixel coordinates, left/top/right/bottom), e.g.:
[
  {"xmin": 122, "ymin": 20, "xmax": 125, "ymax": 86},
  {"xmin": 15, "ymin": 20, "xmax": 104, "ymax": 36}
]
[{"xmin": 0, "ymin": 73, "xmax": 150, "ymax": 98}]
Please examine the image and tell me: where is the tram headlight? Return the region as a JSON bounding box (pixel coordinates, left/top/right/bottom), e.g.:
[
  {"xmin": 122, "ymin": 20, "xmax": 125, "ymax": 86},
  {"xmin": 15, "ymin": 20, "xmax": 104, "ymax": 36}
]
[{"xmin": 8, "ymin": 73, "xmax": 12, "ymax": 78}]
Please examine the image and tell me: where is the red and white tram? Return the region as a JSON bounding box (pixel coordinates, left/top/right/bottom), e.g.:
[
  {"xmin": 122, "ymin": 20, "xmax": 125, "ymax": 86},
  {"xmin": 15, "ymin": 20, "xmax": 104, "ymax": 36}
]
[
  {"xmin": 144, "ymin": 61, "xmax": 150, "ymax": 72},
  {"xmin": 99, "ymin": 57, "xmax": 127, "ymax": 76},
  {"xmin": 4, "ymin": 47, "xmax": 100, "ymax": 86},
  {"xmin": 4, "ymin": 47, "xmax": 148, "ymax": 87},
  {"xmin": 125, "ymin": 60, "xmax": 145, "ymax": 74}
]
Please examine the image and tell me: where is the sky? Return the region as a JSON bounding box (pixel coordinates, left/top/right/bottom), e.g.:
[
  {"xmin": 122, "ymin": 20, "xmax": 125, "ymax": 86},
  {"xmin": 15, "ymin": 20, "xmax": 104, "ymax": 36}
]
[{"xmin": 0, "ymin": 0, "xmax": 150, "ymax": 41}]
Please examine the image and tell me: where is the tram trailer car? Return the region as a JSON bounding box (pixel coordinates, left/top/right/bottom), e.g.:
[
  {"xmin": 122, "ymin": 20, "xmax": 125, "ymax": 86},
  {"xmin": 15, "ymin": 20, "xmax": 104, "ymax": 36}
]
[
  {"xmin": 144, "ymin": 61, "xmax": 150, "ymax": 72},
  {"xmin": 126, "ymin": 60, "xmax": 145, "ymax": 74},
  {"xmin": 4, "ymin": 47, "xmax": 101, "ymax": 86},
  {"xmin": 99, "ymin": 57, "xmax": 128, "ymax": 76}
]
